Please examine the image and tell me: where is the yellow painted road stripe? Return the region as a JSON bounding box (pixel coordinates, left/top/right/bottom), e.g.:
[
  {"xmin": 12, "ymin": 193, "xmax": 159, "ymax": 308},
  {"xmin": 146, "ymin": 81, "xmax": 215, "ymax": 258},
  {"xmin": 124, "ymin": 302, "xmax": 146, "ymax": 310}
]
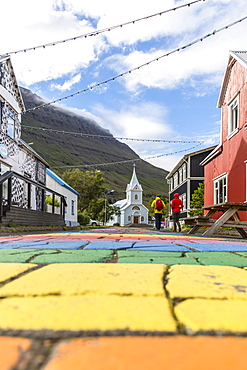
[
  {"xmin": 0, "ymin": 263, "xmax": 166, "ymax": 297},
  {"xmin": 0, "ymin": 296, "xmax": 176, "ymax": 332},
  {"xmin": 167, "ymin": 265, "xmax": 247, "ymax": 299},
  {"xmin": 175, "ymin": 299, "xmax": 247, "ymax": 333},
  {"xmin": 0, "ymin": 264, "xmax": 36, "ymax": 283}
]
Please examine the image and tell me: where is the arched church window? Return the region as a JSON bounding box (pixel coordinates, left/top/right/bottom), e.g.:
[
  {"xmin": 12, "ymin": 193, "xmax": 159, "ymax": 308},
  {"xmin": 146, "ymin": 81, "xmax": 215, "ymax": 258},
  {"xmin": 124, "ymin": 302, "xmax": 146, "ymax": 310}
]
[
  {"xmin": 132, "ymin": 206, "xmax": 140, "ymax": 210},
  {"xmin": 128, "ymin": 216, "xmax": 131, "ymax": 221},
  {"xmin": 141, "ymin": 216, "xmax": 144, "ymax": 221},
  {"xmin": 134, "ymin": 194, "xmax": 138, "ymax": 200}
]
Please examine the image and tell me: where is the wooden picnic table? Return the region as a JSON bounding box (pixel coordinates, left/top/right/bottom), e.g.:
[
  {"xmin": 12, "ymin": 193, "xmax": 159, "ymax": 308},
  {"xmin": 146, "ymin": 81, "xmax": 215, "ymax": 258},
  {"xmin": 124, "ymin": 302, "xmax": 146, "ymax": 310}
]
[{"xmin": 183, "ymin": 202, "xmax": 247, "ymax": 238}]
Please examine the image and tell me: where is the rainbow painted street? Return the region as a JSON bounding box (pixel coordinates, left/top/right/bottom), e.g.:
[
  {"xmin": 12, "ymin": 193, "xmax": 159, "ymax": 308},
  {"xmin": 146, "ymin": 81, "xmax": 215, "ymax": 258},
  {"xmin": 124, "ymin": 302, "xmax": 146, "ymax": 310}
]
[{"xmin": 0, "ymin": 227, "xmax": 247, "ymax": 369}]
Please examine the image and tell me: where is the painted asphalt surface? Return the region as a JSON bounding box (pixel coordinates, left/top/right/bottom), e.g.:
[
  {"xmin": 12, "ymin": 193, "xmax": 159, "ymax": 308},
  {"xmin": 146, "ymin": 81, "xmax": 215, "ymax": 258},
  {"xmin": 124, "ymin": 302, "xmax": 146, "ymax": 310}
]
[{"xmin": 0, "ymin": 227, "xmax": 247, "ymax": 369}]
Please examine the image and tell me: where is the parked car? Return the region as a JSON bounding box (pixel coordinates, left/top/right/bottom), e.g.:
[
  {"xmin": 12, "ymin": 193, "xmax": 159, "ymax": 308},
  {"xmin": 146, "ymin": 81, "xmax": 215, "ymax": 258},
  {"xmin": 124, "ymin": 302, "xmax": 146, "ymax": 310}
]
[{"xmin": 89, "ymin": 219, "xmax": 103, "ymax": 226}]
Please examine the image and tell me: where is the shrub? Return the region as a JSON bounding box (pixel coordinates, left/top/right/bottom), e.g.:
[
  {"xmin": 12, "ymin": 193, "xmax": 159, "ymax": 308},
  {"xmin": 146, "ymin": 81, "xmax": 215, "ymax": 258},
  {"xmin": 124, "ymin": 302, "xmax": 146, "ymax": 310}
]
[
  {"xmin": 46, "ymin": 196, "xmax": 60, "ymax": 207},
  {"xmin": 78, "ymin": 212, "xmax": 90, "ymax": 226}
]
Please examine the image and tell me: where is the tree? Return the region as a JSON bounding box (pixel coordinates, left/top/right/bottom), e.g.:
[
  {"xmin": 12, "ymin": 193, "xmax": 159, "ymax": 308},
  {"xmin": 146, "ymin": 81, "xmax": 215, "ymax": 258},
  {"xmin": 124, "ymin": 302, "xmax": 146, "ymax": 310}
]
[
  {"xmin": 62, "ymin": 168, "xmax": 106, "ymax": 213},
  {"xmin": 95, "ymin": 203, "xmax": 121, "ymax": 224},
  {"xmin": 189, "ymin": 182, "xmax": 204, "ymax": 216}
]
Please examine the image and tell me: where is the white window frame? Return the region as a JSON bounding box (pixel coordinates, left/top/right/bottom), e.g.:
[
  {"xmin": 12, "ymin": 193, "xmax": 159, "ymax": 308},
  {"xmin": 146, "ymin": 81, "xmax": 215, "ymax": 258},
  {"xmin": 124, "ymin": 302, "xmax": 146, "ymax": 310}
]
[
  {"xmin": 64, "ymin": 196, "xmax": 67, "ymax": 214},
  {"xmin": 228, "ymin": 94, "xmax": 239, "ymax": 138},
  {"xmin": 182, "ymin": 163, "xmax": 187, "ymax": 181},
  {"xmin": 179, "ymin": 167, "xmax": 183, "ymax": 184},
  {"xmin": 71, "ymin": 200, "xmax": 75, "ymax": 215},
  {"xmin": 7, "ymin": 108, "xmax": 15, "ymax": 138},
  {"xmin": 214, "ymin": 173, "xmax": 228, "ymax": 204},
  {"xmin": 173, "ymin": 173, "xmax": 178, "ymax": 188},
  {"xmin": 169, "ymin": 178, "xmax": 173, "ymax": 191},
  {"xmin": 181, "ymin": 193, "xmax": 186, "ymax": 210}
]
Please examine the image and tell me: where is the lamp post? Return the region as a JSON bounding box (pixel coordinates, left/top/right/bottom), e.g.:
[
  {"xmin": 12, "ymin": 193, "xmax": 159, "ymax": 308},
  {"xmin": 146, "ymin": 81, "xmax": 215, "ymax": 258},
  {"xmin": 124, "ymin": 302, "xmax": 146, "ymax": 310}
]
[{"xmin": 104, "ymin": 190, "xmax": 114, "ymax": 225}]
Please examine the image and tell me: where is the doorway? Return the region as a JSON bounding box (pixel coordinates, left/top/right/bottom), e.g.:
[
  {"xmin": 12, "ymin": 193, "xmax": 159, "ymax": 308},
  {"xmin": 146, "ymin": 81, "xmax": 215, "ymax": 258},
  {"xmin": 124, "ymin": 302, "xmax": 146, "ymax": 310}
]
[{"xmin": 134, "ymin": 216, "xmax": 139, "ymax": 224}]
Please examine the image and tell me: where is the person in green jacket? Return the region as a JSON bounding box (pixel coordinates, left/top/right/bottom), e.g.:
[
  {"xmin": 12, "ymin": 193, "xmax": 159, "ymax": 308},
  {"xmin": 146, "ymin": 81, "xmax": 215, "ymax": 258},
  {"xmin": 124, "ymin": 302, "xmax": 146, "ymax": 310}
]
[{"xmin": 151, "ymin": 196, "xmax": 165, "ymax": 230}]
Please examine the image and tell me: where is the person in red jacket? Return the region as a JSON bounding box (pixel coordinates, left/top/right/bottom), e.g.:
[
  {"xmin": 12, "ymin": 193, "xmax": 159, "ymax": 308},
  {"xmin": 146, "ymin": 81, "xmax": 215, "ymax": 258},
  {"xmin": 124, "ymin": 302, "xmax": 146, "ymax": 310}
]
[{"xmin": 170, "ymin": 193, "xmax": 184, "ymax": 232}]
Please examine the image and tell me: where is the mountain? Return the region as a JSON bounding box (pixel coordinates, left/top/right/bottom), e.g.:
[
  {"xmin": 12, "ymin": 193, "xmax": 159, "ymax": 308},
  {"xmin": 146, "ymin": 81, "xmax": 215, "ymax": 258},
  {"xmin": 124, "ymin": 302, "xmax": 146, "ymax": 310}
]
[{"xmin": 20, "ymin": 87, "xmax": 169, "ymax": 203}]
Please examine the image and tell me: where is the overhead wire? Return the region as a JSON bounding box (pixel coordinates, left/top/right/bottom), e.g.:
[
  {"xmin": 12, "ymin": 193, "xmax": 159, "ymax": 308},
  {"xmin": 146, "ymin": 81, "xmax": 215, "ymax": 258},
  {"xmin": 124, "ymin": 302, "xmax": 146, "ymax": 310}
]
[
  {"xmin": 0, "ymin": 0, "xmax": 205, "ymax": 58},
  {"xmin": 21, "ymin": 124, "xmax": 204, "ymax": 143},
  {"xmin": 50, "ymin": 142, "xmax": 203, "ymax": 169},
  {"xmin": 23, "ymin": 14, "xmax": 247, "ymax": 114}
]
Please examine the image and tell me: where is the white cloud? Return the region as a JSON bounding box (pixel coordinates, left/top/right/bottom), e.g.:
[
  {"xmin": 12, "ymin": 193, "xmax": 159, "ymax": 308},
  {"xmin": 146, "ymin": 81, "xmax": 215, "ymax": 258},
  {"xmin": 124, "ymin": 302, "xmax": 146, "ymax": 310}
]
[
  {"xmin": 1, "ymin": 0, "xmax": 245, "ymax": 172},
  {"xmin": 50, "ymin": 73, "xmax": 82, "ymax": 91},
  {"xmin": 1, "ymin": 0, "xmax": 246, "ymax": 91},
  {"xmin": 92, "ymin": 101, "xmax": 172, "ymax": 138}
]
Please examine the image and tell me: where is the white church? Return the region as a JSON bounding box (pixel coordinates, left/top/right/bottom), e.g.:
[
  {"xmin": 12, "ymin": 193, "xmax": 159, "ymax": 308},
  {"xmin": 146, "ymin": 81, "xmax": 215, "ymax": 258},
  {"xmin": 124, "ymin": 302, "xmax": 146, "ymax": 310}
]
[{"xmin": 108, "ymin": 165, "xmax": 149, "ymax": 226}]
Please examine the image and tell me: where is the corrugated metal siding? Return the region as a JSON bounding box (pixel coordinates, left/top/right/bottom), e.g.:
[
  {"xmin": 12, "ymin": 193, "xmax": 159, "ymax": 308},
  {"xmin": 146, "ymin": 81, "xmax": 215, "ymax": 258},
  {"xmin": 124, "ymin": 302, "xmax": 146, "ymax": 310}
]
[{"xmin": 190, "ymin": 153, "xmax": 206, "ymax": 177}]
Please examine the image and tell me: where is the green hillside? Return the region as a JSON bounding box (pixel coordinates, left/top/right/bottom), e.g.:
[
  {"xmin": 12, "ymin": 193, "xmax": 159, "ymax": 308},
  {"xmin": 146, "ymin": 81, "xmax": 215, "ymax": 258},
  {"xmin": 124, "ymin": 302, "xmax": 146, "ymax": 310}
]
[{"xmin": 20, "ymin": 87, "xmax": 169, "ymax": 205}]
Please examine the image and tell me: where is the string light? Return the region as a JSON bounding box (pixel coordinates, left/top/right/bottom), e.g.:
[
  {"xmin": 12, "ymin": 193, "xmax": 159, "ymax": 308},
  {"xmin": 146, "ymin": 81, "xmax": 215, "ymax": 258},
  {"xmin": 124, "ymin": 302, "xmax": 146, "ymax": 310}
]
[
  {"xmin": 23, "ymin": 14, "xmax": 247, "ymax": 114},
  {"xmin": 21, "ymin": 124, "xmax": 204, "ymax": 144},
  {"xmin": 0, "ymin": 0, "xmax": 205, "ymax": 58},
  {"xmin": 50, "ymin": 142, "xmax": 203, "ymax": 169}
]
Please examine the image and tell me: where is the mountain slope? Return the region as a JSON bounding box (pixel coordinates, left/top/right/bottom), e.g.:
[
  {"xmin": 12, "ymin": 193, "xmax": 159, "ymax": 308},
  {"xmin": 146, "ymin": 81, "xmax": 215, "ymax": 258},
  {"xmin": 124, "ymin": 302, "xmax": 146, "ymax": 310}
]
[{"xmin": 20, "ymin": 87, "xmax": 169, "ymax": 202}]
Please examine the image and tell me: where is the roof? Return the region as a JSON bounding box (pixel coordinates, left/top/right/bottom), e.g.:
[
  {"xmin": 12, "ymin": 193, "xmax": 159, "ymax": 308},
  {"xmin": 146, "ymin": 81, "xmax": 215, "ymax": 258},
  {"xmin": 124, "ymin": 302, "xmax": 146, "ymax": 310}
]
[
  {"xmin": 166, "ymin": 146, "xmax": 216, "ymax": 179},
  {"xmin": 0, "ymin": 56, "xmax": 25, "ymax": 112},
  {"xmin": 200, "ymin": 144, "xmax": 223, "ymax": 166},
  {"xmin": 113, "ymin": 199, "xmax": 127, "ymax": 209},
  {"xmin": 232, "ymin": 51, "xmax": 247, "ymax": 65},
  {"xmin": 19, "ymin": 139, "xmax": 50, "ymax": 167},
  {"xmin": 126, "ymin": 164, "xmax": 143, "ymax": 191},
  {"xmin": 217, "ymin": 51, "xmax": 247, "ymax": 108},
  {"xmin": 46, "ymin": 169, "xmax": 80, "ymax": 196}
]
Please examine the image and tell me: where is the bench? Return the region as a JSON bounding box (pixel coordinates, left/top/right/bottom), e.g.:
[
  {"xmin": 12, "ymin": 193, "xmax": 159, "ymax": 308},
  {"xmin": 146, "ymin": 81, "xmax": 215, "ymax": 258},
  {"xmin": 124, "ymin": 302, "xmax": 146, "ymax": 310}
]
[{"xmin": 183, "ymin": 203, "xmax": 247, "ymax": 238}]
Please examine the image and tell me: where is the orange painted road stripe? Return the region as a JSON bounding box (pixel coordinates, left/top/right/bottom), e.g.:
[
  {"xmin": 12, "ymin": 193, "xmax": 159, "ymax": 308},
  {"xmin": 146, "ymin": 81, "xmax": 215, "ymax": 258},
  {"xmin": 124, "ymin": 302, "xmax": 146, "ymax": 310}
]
[
  {"xmin": 45, "ymin": 336, "xmax": 247, "ymax": 370},
  {"xmin": 0, "ymin": 337, "xmax": 31, "ymax": 370}
]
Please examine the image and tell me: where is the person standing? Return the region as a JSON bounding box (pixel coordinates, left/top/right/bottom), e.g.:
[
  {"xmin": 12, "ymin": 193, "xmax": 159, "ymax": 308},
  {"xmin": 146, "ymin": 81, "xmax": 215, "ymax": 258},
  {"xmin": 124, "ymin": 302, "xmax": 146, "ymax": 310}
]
[
  {"xmin": 151, "ymin": 196, "xmax": 165, "ymax": 230},
  {"xmin": 170, "ymin": 193, "xmax": 184, "ymax": 232}
]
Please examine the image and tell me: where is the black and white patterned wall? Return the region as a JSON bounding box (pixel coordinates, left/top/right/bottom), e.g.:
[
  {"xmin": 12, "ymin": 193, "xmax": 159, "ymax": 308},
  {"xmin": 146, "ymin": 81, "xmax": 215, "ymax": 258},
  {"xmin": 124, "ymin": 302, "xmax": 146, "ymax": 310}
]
[
  {"xmin": 0, "ymin": 60, "xmax": 19, "ymax": 102},
  {"xmin": 0, "ymin": 58, "xmax": 47, "ymax": 211}
]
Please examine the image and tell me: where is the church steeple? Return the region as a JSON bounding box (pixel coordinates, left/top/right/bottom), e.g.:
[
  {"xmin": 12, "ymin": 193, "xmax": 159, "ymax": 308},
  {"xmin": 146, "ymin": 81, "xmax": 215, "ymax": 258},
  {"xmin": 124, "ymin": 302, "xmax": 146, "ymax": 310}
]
[{"xmin": 126, "ymin": 164, "xmax": 143, "ymax": 204}]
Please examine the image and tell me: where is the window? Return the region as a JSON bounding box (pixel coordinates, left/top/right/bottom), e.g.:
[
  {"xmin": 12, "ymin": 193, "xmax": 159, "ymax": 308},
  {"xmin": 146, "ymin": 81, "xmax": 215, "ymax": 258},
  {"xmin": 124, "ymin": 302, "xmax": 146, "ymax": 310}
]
[
  {"xmin": 7, "ymin": 109, "xmax": 15, "ymax": 138},
  {"xmin": 228, "ymin": 95, "xmax": 239, "ymax": 136},
  {"xmin": 214, "ymin": 174, "xmax": 227, "ymax": 204},
  {"xmin": 0, "ymin": 102, "xmax": 3, "ymax": 125},
  {"xmin": 71, "ymin": 200, "xmax": 75, "ymax": 215},
  {"xmin": 173, "ymin": 173, "xmax": 178, "ymax": 188},
  {"xmin": 0, "ymin": 162, "xmax": 10, "ymax": 175},
  {"xmin": 36, "ymin": 162, "xmax": 46, "ymax": 184},
  {"xmin": 169, "ymin": 178, "xmax": 173, "ymax": 191},
  {"xmin": 64, "ymin": 196, "xmax": 67, "ymax": 214},
  {"xmin": 134, "ymin": 194, "xmax": 138, "ymax": 200},
  {"xmin": 179, "ymin": 168, "xmax": 183, "ymax": 184},
  {"xmin": 182, "ymin": 164, "xmax": 187, "ymax": 181},
  {"xmin": 132, "ymin": 206, "xmax": 140, "ymax": 210},
  {"xmin": 181, "ymin": 193, "xmax": 186, "ymax": 210}
]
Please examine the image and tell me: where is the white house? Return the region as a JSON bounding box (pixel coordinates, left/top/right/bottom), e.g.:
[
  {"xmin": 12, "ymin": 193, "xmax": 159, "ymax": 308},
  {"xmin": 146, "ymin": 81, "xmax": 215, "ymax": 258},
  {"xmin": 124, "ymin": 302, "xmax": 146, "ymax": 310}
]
[
  {"xmin": 0, "ymin": 55, "xmax": 72, "ymax": 226},
  {"xmin": 108, "ymin": 165, "xmax": 149, "ymax": 226},
  {"xmin": 0, "ymin": 56, "xmax": 48, "ymax": 209},
  {"xmin": 46, "ymin": 169, "xmax": 79, "ymax": 227}
]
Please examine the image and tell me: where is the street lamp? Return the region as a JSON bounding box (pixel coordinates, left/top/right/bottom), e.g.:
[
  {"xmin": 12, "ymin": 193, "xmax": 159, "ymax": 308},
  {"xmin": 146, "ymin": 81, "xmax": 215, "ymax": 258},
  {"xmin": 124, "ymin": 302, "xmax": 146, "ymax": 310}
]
[{"xmin": 104, "ymin": 190, "xmax": 114, "ymax": 225}]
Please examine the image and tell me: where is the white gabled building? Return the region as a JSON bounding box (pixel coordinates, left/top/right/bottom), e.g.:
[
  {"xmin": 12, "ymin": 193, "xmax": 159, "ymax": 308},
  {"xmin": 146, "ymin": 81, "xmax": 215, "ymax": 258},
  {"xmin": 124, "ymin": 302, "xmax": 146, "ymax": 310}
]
[
  {"xmin": 108, "ymin": 165, "xmax": 148, "ymax": 226},
  {"xmin": 0, "ymin": 55, "xmax": 77, "ymax": 226},
  {"xmin": 46, "ymin": 169, "xmax": 80, "ymax": 227},
  {"xmin": 0, "ymin": 56, "xmax": 48, "ymax": 211}
]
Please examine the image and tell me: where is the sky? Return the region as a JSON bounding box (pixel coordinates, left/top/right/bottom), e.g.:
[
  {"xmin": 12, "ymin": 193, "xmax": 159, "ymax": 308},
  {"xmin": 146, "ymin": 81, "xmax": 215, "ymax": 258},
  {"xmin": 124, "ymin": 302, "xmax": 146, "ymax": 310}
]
[{"xmin": 1, "ymin": 0, "xmax": 247, "ymax": 172}]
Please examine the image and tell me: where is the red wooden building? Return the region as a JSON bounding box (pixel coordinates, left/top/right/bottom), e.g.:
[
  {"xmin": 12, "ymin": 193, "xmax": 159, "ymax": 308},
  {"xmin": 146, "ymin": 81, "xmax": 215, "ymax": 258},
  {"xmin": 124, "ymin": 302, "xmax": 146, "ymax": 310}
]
[{"xmin": 201, "ymin": 51, "xmax": 247, "ymax": 219}]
